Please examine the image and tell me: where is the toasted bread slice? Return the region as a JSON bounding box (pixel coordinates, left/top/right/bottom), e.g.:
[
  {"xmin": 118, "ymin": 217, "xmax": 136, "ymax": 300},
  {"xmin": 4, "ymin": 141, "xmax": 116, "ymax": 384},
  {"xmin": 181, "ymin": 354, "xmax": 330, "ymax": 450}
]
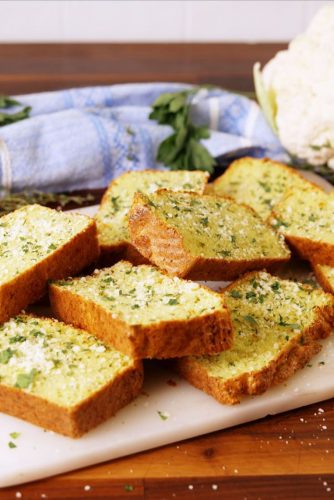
[
  {"xmin": 96, "ymin": 170, "xmax": 209, "ymax": 262},
  {"xmin": 49, "ymin": 261, "xmax": 232, "ymax": 359},
  {"xmin": 212, "ymin": 157, "xmax": 319, "ymax": 219},
  {"xmin": 313, "ymin": 263, "xmax": 334, "ymax": 294},
  {"xmin": 0, "ymin": 314, "xmax": 143, "ymax": 437},
  {"xmin": 0, "ymin": 204, "xmax": 99, "ymax": 323},
  {"xmin": 128, "ymin": 190, "xmax": 290, "ymax": 281},
  {"xmin": 177, "ymin": 271, "xmax": 334, "ymax": 404},
  {"xmin": 270, "ymin": 187, "xmax": 334, "ymax": 266}
]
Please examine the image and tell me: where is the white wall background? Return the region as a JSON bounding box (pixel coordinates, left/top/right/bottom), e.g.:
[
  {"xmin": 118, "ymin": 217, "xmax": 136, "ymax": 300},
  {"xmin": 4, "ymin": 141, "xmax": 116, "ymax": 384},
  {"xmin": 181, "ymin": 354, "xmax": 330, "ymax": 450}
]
[{"xmin": 0, "ymin": 0, "xmax": 332, "ymax": 43}]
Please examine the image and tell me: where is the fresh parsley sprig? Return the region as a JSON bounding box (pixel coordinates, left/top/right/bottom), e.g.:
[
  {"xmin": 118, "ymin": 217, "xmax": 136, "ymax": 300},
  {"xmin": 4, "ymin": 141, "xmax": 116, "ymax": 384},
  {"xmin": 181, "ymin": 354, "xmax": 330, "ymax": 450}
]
[
  {"xmin": 0, "ymin": 94, "xmax": 31, "ymax": 127},
  {"xmin": 149, "ymin": 88, "xmax": 216, "ymax": 173}
]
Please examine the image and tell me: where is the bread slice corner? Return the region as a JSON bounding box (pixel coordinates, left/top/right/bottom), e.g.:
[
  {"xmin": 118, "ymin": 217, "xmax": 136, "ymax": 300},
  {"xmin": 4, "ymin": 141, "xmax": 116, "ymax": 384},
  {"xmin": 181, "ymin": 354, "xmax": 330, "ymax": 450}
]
[{"xmin": 313, "ymin": 262, "xmax": 334, "ymax": 295}]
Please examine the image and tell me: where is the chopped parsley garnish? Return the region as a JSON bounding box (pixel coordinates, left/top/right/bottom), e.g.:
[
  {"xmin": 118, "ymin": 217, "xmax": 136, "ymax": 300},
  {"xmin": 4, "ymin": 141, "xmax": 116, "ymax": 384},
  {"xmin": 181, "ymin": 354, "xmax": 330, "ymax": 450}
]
[
  {"xmin": 219, "ymin": 250, "xmax": 231, "ymax": 257},
  {"xmin": 258, "ymin": 181, "xmax": 271, "ymax": 193},
  {"xmin": 111, "ymin": 196, "xmax": 120, "ymax": 212},
  {"xmin": 124, "ymin": 484, "xmax": 134, "ymax": 492},
  {"xmin": 278, "ymin": 315, "xmax": 300, "ymax": 329},
  {"xmin": 167, "ymin": 298, "xmax": 179, "ymax": 305},
  {"xmin": 9, "ymin": 432, "xmax": 20, "ymax": 439},
  {"xmin": 15, "ymin": 368, "xmax": 39, "ymax": 389},
  {"xmin": 273, "ymin": 219, "xmax": 289, "ymax": 229},
  {"xmin": 243, "ymin": 315, "xmax": 257, "ymax": 325},
  {"xmin": 157, "ymin": 410, "xmax": 169, "ymax": 421},
  {"xmin": 9, "ymin": 335, "xmax": 26, "ymax": 344},
  {"xmin": 230, "ymin": 290, "xmax": 242, "ymax": 299},
  {"xmin": 8, "ymin": 441, "xmax": 17, "ymax": 449},
  {"xmin": 30, "ymin": 329, "xmax": 44, "ymax": 338},
  {"xmin": 200, "ymin": 216, "xmax": 209, "ymax": 227},
  {"xmin": 271, "ymin": 281, "xmax": 280, "ymax": 292},
  {"xmin": 0, "ymin": 348, "xmax": 14, "ymax": 364}
]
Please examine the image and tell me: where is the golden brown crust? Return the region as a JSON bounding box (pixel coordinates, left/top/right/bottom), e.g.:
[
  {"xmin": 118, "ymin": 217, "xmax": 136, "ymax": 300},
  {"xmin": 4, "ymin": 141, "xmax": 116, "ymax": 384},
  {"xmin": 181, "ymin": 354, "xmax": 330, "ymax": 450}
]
[
  {"xmin": 128, "ymin": 191, "xmax": 290, "ymax": 281},
  {"xmin": 281, "ymin": 234, "xmax": 334, "ymax": 267},
  {"xmin": 312, "ymin": 263, "xmax": 334, "ymax": 294},
  {"xmin": 0, "ymin": 219, "xmax": 99, "ymax": 324},
  {"xmin": 49, "ymin": 278, "xmax": 233, "ymax": 360},
  {"xmin": 177, "ymin": 279, "xmax": 334, "ymax": 405},
  {"xmin": 98, "ymin": 241, "xmax": 149, "ymax": 267},
  {"xmin": 0, "ymin": 361, "xmax": 143, "ymax": 438}
]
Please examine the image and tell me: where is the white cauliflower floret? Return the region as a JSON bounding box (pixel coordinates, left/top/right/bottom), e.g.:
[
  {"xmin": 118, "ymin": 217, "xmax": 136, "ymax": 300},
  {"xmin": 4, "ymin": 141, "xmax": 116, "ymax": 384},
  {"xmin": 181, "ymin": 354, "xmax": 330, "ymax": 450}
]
[{"xmin": 254, "ymin": 6, "xmax": 334, "ymax": 169}]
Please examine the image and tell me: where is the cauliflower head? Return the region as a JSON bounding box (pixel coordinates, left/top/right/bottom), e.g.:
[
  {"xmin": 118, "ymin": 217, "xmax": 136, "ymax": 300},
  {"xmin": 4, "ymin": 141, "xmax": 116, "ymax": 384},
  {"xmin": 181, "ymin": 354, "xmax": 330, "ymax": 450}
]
[{"xmin": 254, "ymin": 6, "xmax": 334, "ymax": 169}]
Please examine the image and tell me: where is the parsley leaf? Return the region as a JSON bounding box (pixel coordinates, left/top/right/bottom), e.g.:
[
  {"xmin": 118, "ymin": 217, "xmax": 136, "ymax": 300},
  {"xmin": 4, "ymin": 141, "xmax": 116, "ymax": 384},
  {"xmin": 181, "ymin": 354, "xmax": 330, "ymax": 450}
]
[
  {"xmin": 0, "ymin": 94, "xmax": 31, "ymax": 127},
  {"xmin": 243, "ymin": 315, "xmax": 257, "ymax": 325},
  {"xmin": 0, "ymin": 348, "xmax": 14, "ymax": 364},
  {"xmin": 150, "ymin": 88, "xmax": 216, "ymax": 173},
  {"xmin": 15, "ymin": 368, "xmax": 39, "ymax": 389}
]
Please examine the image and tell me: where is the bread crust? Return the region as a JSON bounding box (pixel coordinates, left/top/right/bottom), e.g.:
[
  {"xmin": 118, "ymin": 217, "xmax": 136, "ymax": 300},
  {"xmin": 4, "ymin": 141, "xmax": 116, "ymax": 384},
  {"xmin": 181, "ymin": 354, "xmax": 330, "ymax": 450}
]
[
  {"xmin": 313, "ymin": 263, "xmax": 334, "ymax": 294},
  {"xmin": 177, "ymin": 272, "xmax": 334, "ymax": 405},
  {"xmin": 280, "ymin": 234, "xmax": 334, "ymax": 267},
  {"xmin": 0, "ymin": 216, "xmax": 99, "ymax": 324},
  {"xmin": 99, "ymin": 240, "xmax": 149, "ymax": 267},
  {"xmin": 49, "ymin": 270, "xmax": 233, "ymax": 359},
  {"xmin": 128, "ymin": 191, "xmax": 290, "ymax": 281},
  {"xmin": 0, "ymin": 359, "xmax": 143, "ymax": 438}
]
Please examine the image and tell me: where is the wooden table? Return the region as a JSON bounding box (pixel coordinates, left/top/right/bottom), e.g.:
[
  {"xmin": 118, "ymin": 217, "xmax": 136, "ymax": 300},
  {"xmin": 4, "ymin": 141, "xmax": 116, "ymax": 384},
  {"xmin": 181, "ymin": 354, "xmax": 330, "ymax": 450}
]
[{"xmin": 0, "ymin": 43, "xmax": 333, "ymax": 500}]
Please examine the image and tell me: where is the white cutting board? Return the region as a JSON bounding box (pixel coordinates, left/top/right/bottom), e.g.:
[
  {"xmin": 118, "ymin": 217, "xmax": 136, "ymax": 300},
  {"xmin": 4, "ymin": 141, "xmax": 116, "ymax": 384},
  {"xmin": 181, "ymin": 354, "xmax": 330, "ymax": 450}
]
[{"xmin": 0, "ymin": 171, "xmax": 333, "ymax": 488}]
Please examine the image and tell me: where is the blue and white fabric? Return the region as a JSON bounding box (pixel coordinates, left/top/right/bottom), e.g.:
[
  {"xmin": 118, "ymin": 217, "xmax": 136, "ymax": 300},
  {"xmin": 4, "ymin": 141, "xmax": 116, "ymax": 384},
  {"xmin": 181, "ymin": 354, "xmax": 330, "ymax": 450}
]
[{"xmin": 0, "ymin": 83, "xmax": 286, "ymax": 192}]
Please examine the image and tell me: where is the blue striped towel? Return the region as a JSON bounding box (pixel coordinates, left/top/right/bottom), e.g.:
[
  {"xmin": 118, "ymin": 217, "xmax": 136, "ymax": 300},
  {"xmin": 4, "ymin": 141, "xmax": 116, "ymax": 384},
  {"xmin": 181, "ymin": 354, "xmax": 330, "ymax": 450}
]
[{"xmin": 0, "ymin": 83, "xmax": 286, "ymax": 192}]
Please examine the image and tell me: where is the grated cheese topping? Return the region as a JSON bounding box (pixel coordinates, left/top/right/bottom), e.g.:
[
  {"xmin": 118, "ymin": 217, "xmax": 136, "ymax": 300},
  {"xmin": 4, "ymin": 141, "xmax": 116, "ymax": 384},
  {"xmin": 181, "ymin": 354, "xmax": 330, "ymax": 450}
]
[
  {"xmin": 192, "ymin": 271, "xmax": 331, "ymax": 379},
  {"xmin": 0, "ymin": 315, "xmax": 133, "ymax": 407},
  {"xmin": 0, "ymin": 204, "xmax": 92, "ymax": 285},
  {"xmin": 52, "ymin": 261, "xmax": 224, "ymax": 325},
  {"xmin": 96, "ymin": 170, "xmax": 208, "ymax": 246}
]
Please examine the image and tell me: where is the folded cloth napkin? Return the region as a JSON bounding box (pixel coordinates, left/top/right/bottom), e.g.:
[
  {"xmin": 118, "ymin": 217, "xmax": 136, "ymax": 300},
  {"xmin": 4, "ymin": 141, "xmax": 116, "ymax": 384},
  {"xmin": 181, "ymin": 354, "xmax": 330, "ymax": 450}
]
[{"xmin": 0, "ymin": 83, "xmax": 286, "ymax": 192}]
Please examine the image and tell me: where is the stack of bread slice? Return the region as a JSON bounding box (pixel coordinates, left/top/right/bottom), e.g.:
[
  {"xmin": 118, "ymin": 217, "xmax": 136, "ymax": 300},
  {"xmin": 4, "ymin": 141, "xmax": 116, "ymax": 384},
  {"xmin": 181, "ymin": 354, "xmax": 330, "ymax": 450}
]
[{"xmin": 1, "ymin": 162, "xmax": 334, "ymax": 438}]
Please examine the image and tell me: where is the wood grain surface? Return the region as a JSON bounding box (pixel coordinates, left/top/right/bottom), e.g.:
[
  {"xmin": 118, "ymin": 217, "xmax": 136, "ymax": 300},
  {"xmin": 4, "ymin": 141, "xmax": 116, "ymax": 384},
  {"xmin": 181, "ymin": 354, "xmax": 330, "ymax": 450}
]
[
  {"xmin": 0, "ymin": 43, "xmax": 286, "ymax": 95},
  {"xmin": 1, "ymin": 43, "xmax": 332, "ymax": 500}
]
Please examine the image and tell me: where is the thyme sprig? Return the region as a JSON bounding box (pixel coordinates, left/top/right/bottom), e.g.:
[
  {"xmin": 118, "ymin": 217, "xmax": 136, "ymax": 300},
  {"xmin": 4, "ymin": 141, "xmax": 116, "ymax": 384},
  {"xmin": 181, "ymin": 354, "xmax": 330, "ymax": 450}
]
[{"xmin": 0, "ymin": 191, "xmax": 95, "ymax": 216}]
